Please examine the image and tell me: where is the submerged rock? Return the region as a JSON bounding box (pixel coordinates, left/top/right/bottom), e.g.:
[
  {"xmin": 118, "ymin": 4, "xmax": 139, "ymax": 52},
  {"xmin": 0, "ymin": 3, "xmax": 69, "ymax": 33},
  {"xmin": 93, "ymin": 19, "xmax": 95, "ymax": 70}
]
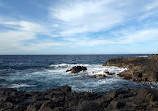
[
  {"xmin": 66, "ymin": 66, "xmax": 87, "ymax": 73},
  {"xmin": 104, "ymin": 71, "xmax": 115, "ymax": 75},
  {"xmin": 103, "ymin": 55, "xmax": 158, "ymax": 82},
  {"xmin": 1, "ymin": 86, "xmax": 158, "ymax": 111},
  {"xmin": 92, "ymin": 74, "xmax": 106, "ymax": 79}
]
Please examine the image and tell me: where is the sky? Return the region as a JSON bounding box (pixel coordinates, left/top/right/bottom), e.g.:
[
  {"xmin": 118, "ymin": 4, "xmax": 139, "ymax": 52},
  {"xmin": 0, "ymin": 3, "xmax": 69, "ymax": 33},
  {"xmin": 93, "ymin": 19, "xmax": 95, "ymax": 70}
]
[{"xmin": 0, "ymin": 0, "xmax": 158, "ymax": 54}]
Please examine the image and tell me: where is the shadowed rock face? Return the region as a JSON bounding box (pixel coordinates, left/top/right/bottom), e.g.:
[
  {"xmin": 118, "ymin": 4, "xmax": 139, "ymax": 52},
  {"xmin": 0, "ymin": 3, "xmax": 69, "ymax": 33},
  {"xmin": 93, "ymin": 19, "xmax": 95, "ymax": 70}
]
[
  {"xmin": 1, "ymin": 86, "xmax": 158, "ymax": 111},
  {"xmin": 103, "ymin": 55, "xmax": 158, "ymax": 82},
  {"xmin": 66, "ymin": 66, "xmax": 87, "ymax": 73}
]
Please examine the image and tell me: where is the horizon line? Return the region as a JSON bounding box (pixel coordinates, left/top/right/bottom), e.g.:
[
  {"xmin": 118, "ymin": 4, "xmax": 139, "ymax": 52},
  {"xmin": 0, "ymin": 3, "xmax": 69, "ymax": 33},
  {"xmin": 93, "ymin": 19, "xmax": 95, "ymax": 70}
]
[{"xmin": 0, "ymin": 54, "xmax": 153, "ymax": 56}]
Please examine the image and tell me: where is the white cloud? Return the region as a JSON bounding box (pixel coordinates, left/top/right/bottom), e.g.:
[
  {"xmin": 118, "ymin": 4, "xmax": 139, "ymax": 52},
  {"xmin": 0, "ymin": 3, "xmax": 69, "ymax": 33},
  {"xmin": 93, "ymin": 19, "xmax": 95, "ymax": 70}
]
[
  {"xmin": 1, "ymin": 21, "xmax": 47, "ymax": 33},
  {"xmin": 49, "ymin": 0, "xmax": 158, "ymax": 39},
  {"xmin": 0, "ymin": 19, "xmax": 60, "ymax": 38},
  {"xmin": 49, "ymin": 0, "xmax": 157, "ymax": 36},
  {"xmin": 62, "ymin": 28, "xmax": 158, "ymax": 47},
  {"xmin": 50, "ymin": 0, "xmax": 126, "ymax": 35},
  {"xmin": 0, "ymin": 31, "xmax": 35, "ymax": 41},
  {"xmin": 0, "ymin": 17, "xmax": 64, "ymax": 54},
  {"xmin": 1, "ymin": 0, "xmax": 158, "ymax": 54},
  {"xmin": 0, "ymin": 30, "xmax": 63, "ymax": 54},
  {"xmin": 138, "ymin": 0, "xmax": 158, "ymax": 21},
  {"xmin": 116, "ymin": 29, "xmax": 158, "ymax": 44},
  {"xmin": 0, "ymin": 31, "xmax": 35, "ymax": 53},
  {"xmin": 145, "ymin": 0, "xmax": 158, "ymax": 10},
  {"xmin": 63, "ymin": 36, "xmax": 113, "ymax": 46},
  {"xmin": 79, "ymin": 39, "xmax": 114, "ymax": 46},
  {"xmin": 19, "ymin": 42, "xmax": 64, "ymax": 52}
]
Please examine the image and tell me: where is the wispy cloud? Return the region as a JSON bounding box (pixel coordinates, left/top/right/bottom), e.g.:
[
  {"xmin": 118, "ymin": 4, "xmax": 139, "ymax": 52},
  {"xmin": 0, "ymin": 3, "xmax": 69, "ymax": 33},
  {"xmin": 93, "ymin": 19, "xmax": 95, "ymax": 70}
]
[
  {"xmin": 49, "ymin": 0, "xmax": 125, "ymax": 35},
  {"xmin": 60, "ymin": 27, "xmax": 158, "ymax": 47},
  {"xmin": 2, "ymin": 21, "xmax": 46, "ymax": 33},
  {"xmin": 0, "ymin": 0, "xmax": 158, "ymax": 54},
  {"xmin": 0, "ymin": 19, "xmax": 63, "ymax": 54},
  {"xmin": 0, "ymin": 31, "xmax": 35, "ymax": 53},
  {"xmin": 49, "ymin": 0, "xmax": 158, "ymax": 36},
  {"xmin": 145, "ymin": 0, "xmax": 158, "ymax": 11},
  {"xmin": 116, "ymin": 28, "xmax": 158, "ymax": 44},
  {"xmin": 0, "ymin": 30, "xmax": 64, "ymax": 54}
]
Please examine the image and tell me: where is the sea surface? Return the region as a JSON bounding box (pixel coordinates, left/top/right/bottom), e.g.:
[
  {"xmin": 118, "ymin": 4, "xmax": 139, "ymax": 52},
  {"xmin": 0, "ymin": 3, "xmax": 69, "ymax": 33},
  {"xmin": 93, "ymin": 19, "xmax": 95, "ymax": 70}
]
[{"xmin": 0, "ymin": 54, "xmax": 157, "ymax": 93}]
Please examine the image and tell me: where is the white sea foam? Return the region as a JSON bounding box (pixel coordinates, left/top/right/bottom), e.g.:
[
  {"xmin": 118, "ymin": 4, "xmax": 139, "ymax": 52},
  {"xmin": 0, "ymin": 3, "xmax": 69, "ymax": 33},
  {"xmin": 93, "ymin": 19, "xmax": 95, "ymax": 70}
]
[
  {"xmin": 5, "ymin": 64, "xmax": 127, "ymax": 90},
  {"xmin": 137, "ymin": 56, "xmax": 148, "ymax": 57},
  {"xmin": 49, "ymin": 63, "xmax": 90, "ymax": 69},
  {"xmin": 49, "ymin": 63, "xmax": 127, "ymax": 77},
  {"xmin": 3, "ymin": 63, "xmax": 154, "ymax": 92},
  {"xmin": 86, "ymin": 65, "xmax": 127, "ymax": 77},
  {"xmin": 9, "ymin": 84, "xmax": 37, "ymax": 88},
  {"xmin": 49, "ymin": 63, "xmax": 70, "ymax": 69}
]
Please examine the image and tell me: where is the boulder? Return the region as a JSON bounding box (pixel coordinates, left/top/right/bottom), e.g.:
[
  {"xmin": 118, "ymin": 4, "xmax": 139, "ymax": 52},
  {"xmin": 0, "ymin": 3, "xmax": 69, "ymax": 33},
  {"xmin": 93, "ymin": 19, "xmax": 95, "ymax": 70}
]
[
  {"xmin": 92, "ymin": 74, "xmax": 106, "ymax": 79},
  {"xmin": 109, "ymin": 100, "xmax": 125, "ymax": 108},
  {"xmin": 66, "ymin": 66, "xmax": 87, "ymax": 73},
  {"xmin": 76, "ymin": 101, "xmax": 104, "ymax": 111}
]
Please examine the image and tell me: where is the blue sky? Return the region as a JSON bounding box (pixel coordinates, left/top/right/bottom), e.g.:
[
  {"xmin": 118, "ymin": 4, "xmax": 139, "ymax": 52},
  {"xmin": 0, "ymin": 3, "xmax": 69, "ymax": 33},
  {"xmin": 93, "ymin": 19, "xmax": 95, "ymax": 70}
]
[{"xmin": 0, "ymin": 0, "xmax": 158, "ymax": 54}]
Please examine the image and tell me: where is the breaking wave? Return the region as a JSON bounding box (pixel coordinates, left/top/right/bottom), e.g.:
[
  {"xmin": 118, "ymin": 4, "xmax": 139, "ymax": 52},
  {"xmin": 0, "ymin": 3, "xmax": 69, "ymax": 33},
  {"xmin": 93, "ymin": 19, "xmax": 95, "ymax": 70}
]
[{"xmin": 49, "ymin": 63, "xmax": 127, "ymax": 77}]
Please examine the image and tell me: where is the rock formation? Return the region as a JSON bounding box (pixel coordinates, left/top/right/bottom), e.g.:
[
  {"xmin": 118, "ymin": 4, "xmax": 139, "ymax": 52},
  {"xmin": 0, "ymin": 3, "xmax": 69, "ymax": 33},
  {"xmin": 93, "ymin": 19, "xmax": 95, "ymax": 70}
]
[
  {"xmin": 1, "ymin": 86, "xmax": 158, "ymax": 111},
  {"xmin": 92, "ymin": 74, "xmax": 106, "ymax": 79},
  {"xmin": 66, "ymin": 66, "xmax": 87, "ymax": 73},
  {"xmin": 103, "ymin": 55, "xmax": 158, "ymax": 82}
]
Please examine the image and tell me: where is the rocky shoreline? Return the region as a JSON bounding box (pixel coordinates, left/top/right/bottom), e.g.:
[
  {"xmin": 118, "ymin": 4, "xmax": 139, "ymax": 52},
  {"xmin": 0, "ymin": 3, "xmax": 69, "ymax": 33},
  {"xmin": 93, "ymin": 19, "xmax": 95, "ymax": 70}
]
[
  {"xmin": 1, "ymin": 55, "xmax": 158, "ymax": 111},
  {"xmin": 1, "ymin": 86, "xmax": 158, "ymax": 111},
  {"xmin": 103, "ymin": 55, "xmax": 158, "ymax": 82}
]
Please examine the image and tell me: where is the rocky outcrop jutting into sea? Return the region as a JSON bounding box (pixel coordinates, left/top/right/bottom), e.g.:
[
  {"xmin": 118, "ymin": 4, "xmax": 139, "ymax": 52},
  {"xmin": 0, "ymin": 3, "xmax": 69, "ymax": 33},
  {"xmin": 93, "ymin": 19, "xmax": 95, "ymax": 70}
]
[
  {"xmin": 1, "ymin": 86, "xmax": 158, "ymax": 111},
  {"xmin": 103, "ymin": 55, "xmax": 158, "ymax": 82}
]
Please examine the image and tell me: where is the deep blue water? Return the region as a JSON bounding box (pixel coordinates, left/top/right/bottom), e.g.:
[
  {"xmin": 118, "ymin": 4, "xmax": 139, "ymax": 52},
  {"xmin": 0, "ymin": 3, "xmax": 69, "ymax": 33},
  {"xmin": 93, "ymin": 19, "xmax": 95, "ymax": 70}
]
[
  {"xmin": 0, "ymin": 54, "xmax": 157, "ymax": 92},
  {"xmin": 0, "ymin": 54, "xmax": 150, "ymax": 70}
]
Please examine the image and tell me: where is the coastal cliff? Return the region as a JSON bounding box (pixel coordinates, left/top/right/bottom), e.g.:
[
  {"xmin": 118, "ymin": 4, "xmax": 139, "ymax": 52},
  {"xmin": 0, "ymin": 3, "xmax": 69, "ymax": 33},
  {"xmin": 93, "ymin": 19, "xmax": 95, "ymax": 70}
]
[
  {"xmin": 103, "ymin": 55, "xmax": 158, "ymax": 82},
  {"xmin": 1, "ymin": 86, "xmax": 158, "ymax": 111}
]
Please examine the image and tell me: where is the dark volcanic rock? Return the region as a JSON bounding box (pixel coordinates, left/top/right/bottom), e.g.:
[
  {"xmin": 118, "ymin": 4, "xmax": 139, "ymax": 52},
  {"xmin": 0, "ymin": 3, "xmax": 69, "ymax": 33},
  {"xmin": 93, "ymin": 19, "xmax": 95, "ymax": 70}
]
[
  {"xmin": 104, "ymin": 71, "xmax": 115, "ymax": 75},
  {"xmin": 66, "ymin": 66, "xmax": 87, "ymax": 73},
  {"xmin": 92, "ymin": 74, "xmax": 106, "ymax": 79},
  {"xmin": 1, "ymin": 86, "xmax": 158, "ymax": 111},
  {"xmin": 103, "ymin": 55, "xmax": 158, "ymax": 82},
  {"xmin": 76, "ymin": 101, "xmax": 104, "ymax": 111}
]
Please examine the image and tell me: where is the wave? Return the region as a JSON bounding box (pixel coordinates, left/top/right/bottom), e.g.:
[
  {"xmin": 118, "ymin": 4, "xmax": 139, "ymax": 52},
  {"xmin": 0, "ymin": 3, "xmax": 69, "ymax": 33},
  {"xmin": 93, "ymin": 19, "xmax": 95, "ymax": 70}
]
[
  {"xmin": 0, "ymin": 68, "xmax": 15, "ymax": 74},
  {"xmin": 9, "ymin": 84, "xmax": 37, "ymax": 88},
  {"xmin": 137, "ymin": 55, "xmax": 148, "ymax": 57},
  {"xmin": 49, "ymin": 63, "xmax": 90, "ymax": 69},
  {"xmin": 1, "ymin": 63, "xmax": 154, "ymax": 92},
  {"xmin": 49, "ymin": 63, "xmax": 70, "ymax": 69},
  {"xmin": 48, "ymin": 63, "xmax": 127, "ymax": 77}
]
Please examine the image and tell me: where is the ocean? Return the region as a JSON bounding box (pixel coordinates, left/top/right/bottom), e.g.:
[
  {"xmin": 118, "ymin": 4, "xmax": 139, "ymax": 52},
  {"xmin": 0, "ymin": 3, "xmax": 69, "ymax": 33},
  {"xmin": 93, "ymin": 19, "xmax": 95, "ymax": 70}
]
[{"xmin": 0, "ymin": 54, "xmax": 157, "ymax": 93}]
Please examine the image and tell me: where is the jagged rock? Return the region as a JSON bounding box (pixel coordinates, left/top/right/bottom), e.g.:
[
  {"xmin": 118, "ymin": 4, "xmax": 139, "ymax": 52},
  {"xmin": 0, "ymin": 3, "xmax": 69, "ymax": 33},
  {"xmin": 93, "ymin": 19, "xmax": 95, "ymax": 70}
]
[
  {"xmin": 66, "ymin": 66, "xmax": 87, "ymax": 73},
  {"xmin": 0, "ymin": 86, "xmax": 158, "ymax": 110},
  {"xmin": 118, "ymin": 71, "xmax": 133, "ymax": 80},
  {"xmin": 26, "ymin": 101, "xmax": 44, "ymax": 111},
  {"xmin": 103, "ymin": 55, "xmax": 158, "ymax": 82},
  {"xmin": 92, "ymin": 74, "xmax": 106, "ymax": 79},
  {"xmin": 109, "ymin": 100, "xmax": 126, "ymax": 108},
  {"xmin": 104, "ymin": 71, "xmax": 115, "ymax": 75},
  {"xmin": 76, "ymin": 101, "xmax": 104, "ymax": 111}
]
